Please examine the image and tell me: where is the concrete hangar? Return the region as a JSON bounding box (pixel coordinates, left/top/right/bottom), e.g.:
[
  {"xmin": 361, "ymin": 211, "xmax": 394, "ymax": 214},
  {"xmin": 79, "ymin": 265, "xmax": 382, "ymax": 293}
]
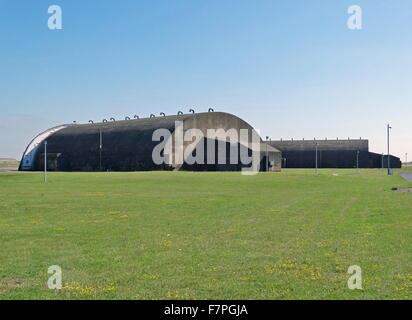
[
  {"xmin": 19, "ymin": 112, "xmax": 282, "ymax": 172},
  {"xmin": 268, "ymin": 138, "xmax": 401, "ymax": 169}
]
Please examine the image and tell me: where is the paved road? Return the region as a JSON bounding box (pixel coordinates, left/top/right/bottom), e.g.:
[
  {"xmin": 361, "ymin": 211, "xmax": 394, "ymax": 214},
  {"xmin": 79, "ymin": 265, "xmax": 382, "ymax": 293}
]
[{"xmin": 400, "ymin": 172, "xmax": 412, "ymax": 183}]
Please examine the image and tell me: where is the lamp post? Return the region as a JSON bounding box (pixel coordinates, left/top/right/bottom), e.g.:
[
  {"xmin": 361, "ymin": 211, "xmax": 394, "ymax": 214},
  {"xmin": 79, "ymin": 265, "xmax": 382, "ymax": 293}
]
[
  {"xmin": 387, "ymin": 124, "xmax": 392, "ymax": 175},
  {"xmin": 356, "ymin": 150, "xmax": 360, "ymax": 173},
  {"xmin": 265, "ymin": 136, "xmax": 269, "ymax": 172},
  {"xmin": 99, "ymin": 129, "xmax": 102, "ymax": 171},
  {"xmin": 44, "ymin": 141, "xmax": 47, "ymax": 183},
  {"xmin": 315, "ymin": 142, "xmax": 319, "ymax": 174}
]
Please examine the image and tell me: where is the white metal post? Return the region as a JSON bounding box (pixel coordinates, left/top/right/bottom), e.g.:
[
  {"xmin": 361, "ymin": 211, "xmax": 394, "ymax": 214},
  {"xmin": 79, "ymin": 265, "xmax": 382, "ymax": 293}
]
[
  {"xmin": 315, "ymin": 142, "xmax": 318, "ymax": 174},
  {"xmin": 387, "ymin": 124, "xmax": 392, "ymax": 175},
  {"xmin": 44, "ymin": 141, "xmax": 47, "ymax": 183},
  {"xmin": 99, "ymin": 129, "xmax": 102, "ymax": 171},
  {"xmin": 265, "ymin": 136, "xmax": 269, "ymax": 172}
]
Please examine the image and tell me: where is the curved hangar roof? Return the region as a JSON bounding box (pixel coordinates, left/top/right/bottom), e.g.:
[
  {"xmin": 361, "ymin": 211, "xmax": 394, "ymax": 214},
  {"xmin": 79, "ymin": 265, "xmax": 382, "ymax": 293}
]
[{"xmin": 19, "ymin": 112, "xmax": 280, "ymax": 172}]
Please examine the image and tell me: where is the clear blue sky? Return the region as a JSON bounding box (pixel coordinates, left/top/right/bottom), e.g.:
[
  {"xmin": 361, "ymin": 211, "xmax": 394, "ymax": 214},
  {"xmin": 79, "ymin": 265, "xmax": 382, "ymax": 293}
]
[{"xmin": 0, "ymin": 0, "xmax": 411, "ymax": 160}]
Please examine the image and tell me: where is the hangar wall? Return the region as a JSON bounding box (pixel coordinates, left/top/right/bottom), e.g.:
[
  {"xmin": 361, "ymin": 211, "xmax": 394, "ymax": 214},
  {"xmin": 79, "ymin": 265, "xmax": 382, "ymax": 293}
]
[
  {"xmin": 269, "ymin": 139, "xmax": 369, "ymax": 152},
  {"xmin": 269, "ymin": 139, "xmax": 401, "ymax": 169},
  {"xmin": 19, "ymin": 112, "xmax": 282, "ymax": 172}
]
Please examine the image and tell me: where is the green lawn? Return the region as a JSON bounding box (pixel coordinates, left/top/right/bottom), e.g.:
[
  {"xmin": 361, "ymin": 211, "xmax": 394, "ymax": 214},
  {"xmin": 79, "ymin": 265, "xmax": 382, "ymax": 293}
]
[{"xmin": 0, "ymin": 169, "xmax": 411, "ymax": 299}]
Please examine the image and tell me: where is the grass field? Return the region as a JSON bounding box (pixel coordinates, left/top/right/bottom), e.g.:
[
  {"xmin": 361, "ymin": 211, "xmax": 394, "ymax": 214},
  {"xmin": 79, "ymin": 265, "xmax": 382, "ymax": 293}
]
[{"xmin": 0, "ymin": 169, "xmax": 411, "ymax": 300}]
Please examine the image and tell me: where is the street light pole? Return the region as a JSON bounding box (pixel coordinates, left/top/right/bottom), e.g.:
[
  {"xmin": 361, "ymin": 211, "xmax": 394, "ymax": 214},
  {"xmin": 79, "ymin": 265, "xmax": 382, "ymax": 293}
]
[
  {"xmin": 269, "ymin": 137, "xmax": 272, "ymax": 171},
  {"xmin": 265, "ymin": 136, "xmax": 269, "ymax": 172},
  {"xmin": 356, "ymin": 150, "xmax": 360, "ymax": 173},
  {"xmin": 315, "ymin": 142, "xmax": 318, "ymax": 174},
  {"xmin": 387, "ymin": 124, "xmax": 392, "ymax": 175},
  {"xmin": 44, "ymin": 141, "xmax": 47, "ymax": 183},
  {"xmin": 99, "ymin": 129, "xmax": 102, "ymax": 171}
]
